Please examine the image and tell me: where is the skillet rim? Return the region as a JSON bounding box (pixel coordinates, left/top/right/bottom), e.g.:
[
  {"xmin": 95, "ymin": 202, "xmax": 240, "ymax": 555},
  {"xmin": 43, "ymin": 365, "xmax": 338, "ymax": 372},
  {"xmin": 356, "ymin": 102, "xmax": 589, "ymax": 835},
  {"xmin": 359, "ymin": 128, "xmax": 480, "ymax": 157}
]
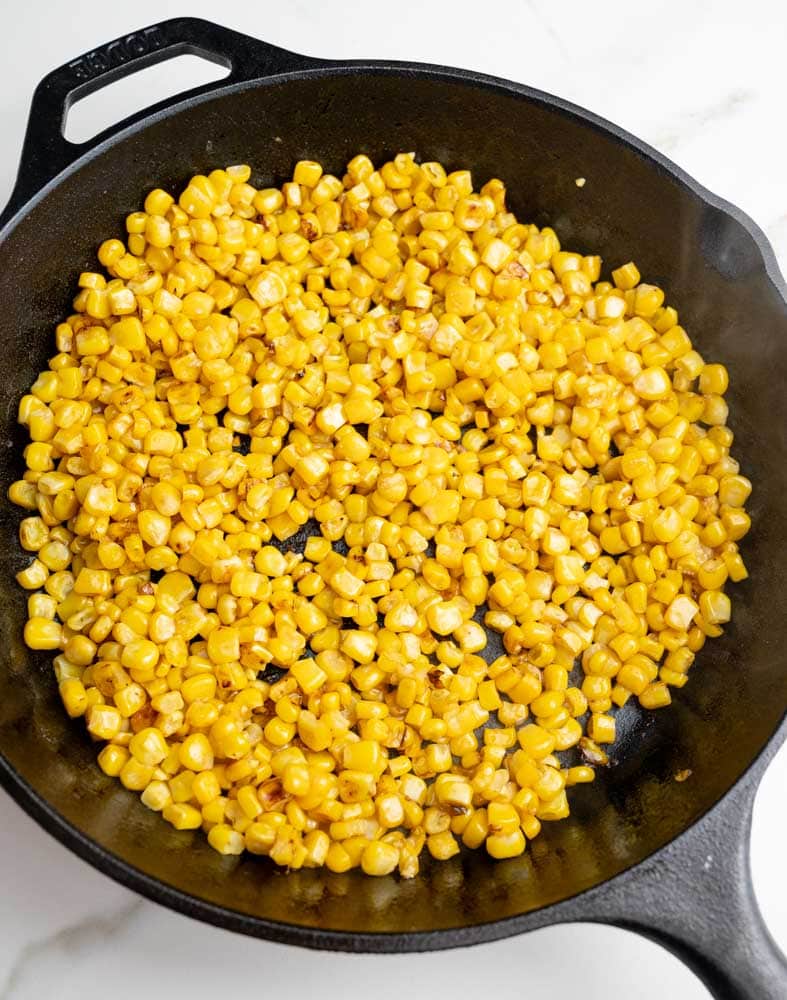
[{"xmin": 0, "ymin": 55, "xmax": 785, "ymax": 950}]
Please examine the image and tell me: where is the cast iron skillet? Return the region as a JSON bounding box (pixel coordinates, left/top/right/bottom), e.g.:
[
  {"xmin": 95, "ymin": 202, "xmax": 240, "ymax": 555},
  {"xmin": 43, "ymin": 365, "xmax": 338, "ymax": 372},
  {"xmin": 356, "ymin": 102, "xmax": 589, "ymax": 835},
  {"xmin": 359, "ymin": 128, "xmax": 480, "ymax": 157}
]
[{"xmin": 0, "ymin": 17, "xmax": 785, "ymax": 998}]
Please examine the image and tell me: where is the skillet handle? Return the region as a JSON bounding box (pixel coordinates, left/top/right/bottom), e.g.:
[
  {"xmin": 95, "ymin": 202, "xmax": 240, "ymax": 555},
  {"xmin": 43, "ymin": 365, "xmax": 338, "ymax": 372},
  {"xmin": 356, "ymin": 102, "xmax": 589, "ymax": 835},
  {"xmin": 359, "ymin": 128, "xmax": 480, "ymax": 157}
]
[
  {"xmin": 574, "ymin": 774, "xmax": 787, "ymax": 999},
  {"xmin": 1, "ymin": 17, "xmax": 323, "ymax": 226}
]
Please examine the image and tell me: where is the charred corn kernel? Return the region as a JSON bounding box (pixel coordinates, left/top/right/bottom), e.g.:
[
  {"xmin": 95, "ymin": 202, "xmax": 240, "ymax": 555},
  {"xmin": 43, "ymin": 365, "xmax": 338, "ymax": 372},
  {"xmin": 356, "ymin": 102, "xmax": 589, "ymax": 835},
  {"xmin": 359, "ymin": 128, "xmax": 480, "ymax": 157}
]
[{"xmin": 9, "ymin": 155, "xmax": 751, "ymax": 877}]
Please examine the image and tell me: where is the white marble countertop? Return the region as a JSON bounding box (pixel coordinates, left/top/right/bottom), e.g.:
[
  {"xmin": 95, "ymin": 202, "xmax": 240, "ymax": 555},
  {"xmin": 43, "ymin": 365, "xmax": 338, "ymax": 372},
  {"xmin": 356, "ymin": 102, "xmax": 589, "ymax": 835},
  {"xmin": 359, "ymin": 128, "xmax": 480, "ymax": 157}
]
[{"xmin": 1, "ymin": 2, "xmax": 785, "ymax": 997}]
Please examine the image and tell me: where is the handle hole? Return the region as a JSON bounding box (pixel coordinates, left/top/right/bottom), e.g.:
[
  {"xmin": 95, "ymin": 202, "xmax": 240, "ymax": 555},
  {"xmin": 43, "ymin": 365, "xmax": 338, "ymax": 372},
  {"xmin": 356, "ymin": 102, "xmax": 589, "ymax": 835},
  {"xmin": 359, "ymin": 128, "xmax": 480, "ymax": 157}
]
[{"xmin": 64, "ymin": 53, "xmax": 230, "ymax": 144}]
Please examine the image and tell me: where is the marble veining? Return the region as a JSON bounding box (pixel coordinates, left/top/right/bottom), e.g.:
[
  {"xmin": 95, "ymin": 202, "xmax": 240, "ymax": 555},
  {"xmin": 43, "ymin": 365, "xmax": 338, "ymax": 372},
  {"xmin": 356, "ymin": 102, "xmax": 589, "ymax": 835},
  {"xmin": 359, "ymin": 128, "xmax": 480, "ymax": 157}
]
[
  {"xmin": 649, "ymin": 88, "xmax": 755, "ymax": 154},
  {"xmin": 522, "ymin": 0, "xmax": 571, "ymax": 64},
  {"xmin": 1, "ymin": 902, "xmax": 144, "ymax": 1000},
  {"xmin": 0, "ymin": 2, "xmax": 785, "ymax": 998}
]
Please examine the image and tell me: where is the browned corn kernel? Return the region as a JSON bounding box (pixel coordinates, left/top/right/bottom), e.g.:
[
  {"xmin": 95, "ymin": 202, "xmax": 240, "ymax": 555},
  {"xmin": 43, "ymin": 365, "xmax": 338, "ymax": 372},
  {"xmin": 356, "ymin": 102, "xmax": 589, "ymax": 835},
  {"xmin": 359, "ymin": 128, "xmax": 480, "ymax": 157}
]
[{"xmin": 9, "ymin": 154, "xmax": 750, "ymax": 878}]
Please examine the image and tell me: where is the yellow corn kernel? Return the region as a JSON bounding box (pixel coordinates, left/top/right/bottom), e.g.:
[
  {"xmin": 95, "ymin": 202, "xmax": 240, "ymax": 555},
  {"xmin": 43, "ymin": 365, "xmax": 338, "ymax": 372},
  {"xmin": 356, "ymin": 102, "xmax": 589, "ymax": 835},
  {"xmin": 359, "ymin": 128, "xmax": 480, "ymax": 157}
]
[
  {"xmin": 193, "ymin": 771, "xmax": 221, "ymax": 805},
  {"xmin": 426, "ymin": 601, "xmax": 463, "ymax": 635},
  {"xmin": 664, "ymin": 595, "xmax": 699, "ymax": 632},
  {"xmin": 24, "ymin": 617, "xmax": 62, "ymax": 649},
  {"xmin": 344, "ymin": 740, "xmax": 384, "ymax": 774},
  {"xmin": 611, "ymin": 261, "xmax": 641, "ymax": 290},
  {"xmin": 59, "ymin": 678, "xmax": 88, "ymax": 717},
  {"xmin": 179, "ymin": 733, "xmax": 215, "ymax": 772},
  {"xmin": 360, "ymin": 840, "xmax": 399, "ymax": 876},
  {"xmin": 8, "ymin": 154, "xmax": 751, "ymax": 877},
  {"xmin": 639, "ymin": 682, "xmax": 672, "ymax": 710},
  {"xmin": 427, "ymin": 831, "xmax": 460, "ymax": 861},
  {"xmin": 163, "ymin": 803, "xmax": 203, "ymax": 831},
  {"xmin": 699, "ymin": 590, "xmax": 731, "ymax": 625},
  {"xmin": 341, "ymin": 630, "xmax": 377, "ymax": 664},
  {"xmin": 588, "ymin": 713, "xmax": 616, "ymax": 744},
  {"xmin": 129, "ymin": 727, "xmax": 169, "ymax": 766},
  {"xmin": 486, "ymin": 829, "xmax": 526, "ymax": 859},
  {"xmin": 141, "ymin": 780, "xmax": 172, "ymax": 812},
  {"xmin": 699, "ymin": 364, "xmax": 729, "ymax": 395},
  {"xmin": 121, "ymin": 639, "xmax": 159, "ymax": 674},
  {"xmin": 17, "ymin": 561, "xmax": 49, "ymax": 590},
  {"xmin": 86, "ymin": 704, "xmax": 122, "ymax": 740},
  {"xmin": 207, "ymin": 627, "xmax": 240, "ymax": 664},
  {"xmin": 208, "ymin": 824, "xmax": 245, "ymax": 855},
  {"xmin": 97, "ymin": 744, "xmax": 129, "ymax": 777}
]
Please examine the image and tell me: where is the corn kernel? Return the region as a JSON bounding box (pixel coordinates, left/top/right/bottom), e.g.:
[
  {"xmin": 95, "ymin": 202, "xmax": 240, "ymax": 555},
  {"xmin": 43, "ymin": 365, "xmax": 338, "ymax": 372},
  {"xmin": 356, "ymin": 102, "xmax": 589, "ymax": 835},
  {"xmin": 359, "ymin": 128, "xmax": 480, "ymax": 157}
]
[{"xmin": 7, "ymin": 154, "xmax": 751, "ymax": 879}]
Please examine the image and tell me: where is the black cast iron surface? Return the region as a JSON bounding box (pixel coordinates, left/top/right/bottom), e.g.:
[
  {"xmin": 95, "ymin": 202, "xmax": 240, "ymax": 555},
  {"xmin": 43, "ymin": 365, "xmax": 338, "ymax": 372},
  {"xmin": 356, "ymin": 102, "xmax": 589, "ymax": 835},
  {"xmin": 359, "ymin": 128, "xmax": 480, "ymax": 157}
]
[{"xmin": 0, "ymin": 18, "xmax": 785, "ymax": 999}]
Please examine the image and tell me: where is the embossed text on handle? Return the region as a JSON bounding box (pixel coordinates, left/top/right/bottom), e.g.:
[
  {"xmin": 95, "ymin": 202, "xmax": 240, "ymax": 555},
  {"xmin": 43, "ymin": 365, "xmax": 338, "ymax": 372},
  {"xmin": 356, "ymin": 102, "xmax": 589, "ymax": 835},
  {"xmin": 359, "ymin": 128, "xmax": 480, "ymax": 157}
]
[{"xmin": 67, "ymin": 26, "xmax": 164, "ymax": 83}]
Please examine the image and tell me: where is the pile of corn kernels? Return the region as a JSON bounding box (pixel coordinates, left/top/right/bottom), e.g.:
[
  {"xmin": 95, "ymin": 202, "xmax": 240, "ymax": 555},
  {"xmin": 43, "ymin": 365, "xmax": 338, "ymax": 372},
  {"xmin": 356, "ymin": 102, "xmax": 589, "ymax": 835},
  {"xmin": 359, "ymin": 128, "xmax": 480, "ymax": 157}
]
[{"xmin": 10, "ymin": 154, "xmax": 752, "ymax": 877}]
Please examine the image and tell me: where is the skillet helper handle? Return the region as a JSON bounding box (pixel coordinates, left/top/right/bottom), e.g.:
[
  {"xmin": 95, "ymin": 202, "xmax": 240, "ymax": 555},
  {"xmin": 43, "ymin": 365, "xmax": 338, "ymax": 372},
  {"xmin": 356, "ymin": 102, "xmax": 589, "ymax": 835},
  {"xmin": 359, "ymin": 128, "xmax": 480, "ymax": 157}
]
[
  {"xmin": 2, "ymin": 17, "xmax": 322, "ymax": 225},
  {"xmin": 578, "ymin": 776, "xmax": 787, "ymax": 1000}
]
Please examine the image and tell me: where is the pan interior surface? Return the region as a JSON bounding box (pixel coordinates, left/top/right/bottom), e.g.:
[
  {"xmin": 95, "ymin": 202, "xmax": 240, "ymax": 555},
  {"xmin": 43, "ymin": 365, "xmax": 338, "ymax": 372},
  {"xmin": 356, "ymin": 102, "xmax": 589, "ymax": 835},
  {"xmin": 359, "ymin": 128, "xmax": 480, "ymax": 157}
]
[{"xmin": 0, "ymin": 68, "xmax": 785, "ymax": 941}]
